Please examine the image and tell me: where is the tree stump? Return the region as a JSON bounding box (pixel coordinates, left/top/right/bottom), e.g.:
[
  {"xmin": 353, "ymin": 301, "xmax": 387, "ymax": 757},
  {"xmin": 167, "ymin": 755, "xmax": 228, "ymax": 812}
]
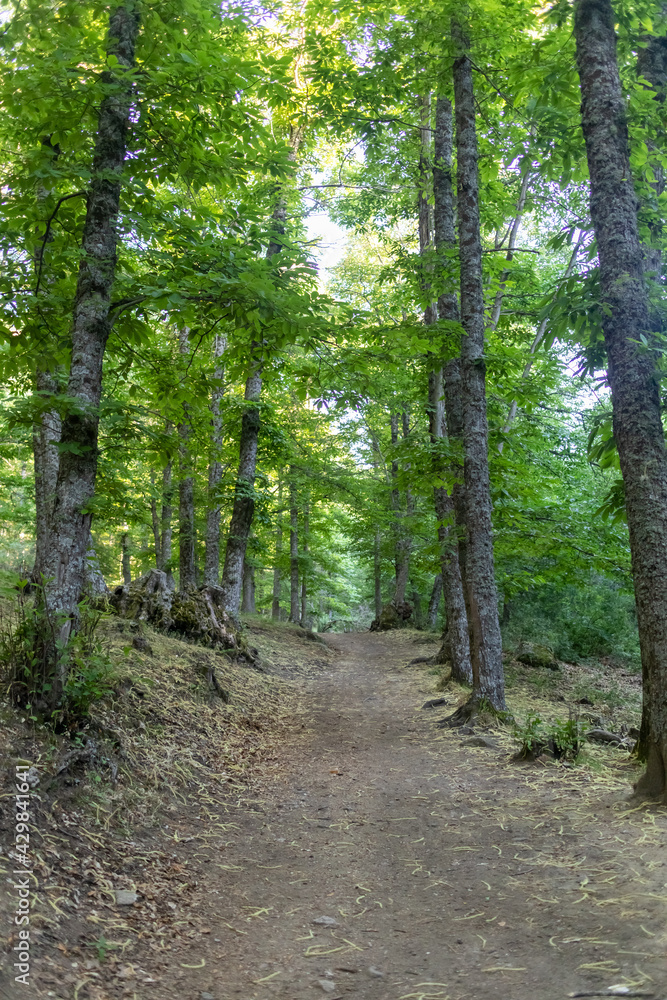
[{"xmin": 110, "ymin": 571, "xmax": 259, "ymax": 664}]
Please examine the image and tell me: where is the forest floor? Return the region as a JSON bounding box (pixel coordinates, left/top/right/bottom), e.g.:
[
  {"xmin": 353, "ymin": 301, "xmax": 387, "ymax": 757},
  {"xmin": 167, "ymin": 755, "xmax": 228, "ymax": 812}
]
[{"xmin": 1, "ymin": 623, "xmax": 667, "ymax": 1000}]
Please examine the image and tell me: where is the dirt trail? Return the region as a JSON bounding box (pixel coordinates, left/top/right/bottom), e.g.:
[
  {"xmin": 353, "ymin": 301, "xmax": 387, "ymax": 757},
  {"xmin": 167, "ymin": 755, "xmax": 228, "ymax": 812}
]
[{"xmin": 168, "ymin": 630, "xmax": 667, "ymax": 1000}]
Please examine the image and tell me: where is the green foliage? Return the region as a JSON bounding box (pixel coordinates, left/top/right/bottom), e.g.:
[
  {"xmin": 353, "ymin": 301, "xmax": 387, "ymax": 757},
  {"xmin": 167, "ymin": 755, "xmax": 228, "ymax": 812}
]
[
  {"xmin": 503, "ymin": 579, "xmax": 640, "ymax": 668},
  {"xmin": 1, "ymin": 586, "xmax": 116, "ymax": 723},
  {"xmin": 513, "ymin": 711, "xmax": 587, "ymax": 761}
]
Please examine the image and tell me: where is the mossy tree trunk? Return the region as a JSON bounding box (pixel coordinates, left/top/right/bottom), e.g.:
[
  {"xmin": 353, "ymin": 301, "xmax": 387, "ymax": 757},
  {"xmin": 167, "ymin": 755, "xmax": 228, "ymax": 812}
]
[
  {"xmin": 43, "ymin": 3, "xmax": 141, "ymax": 696},
  {"xmin": 453, "ymin": 23, "xmax": 505, "ymax": 709},
  {"xmin": 432, "ymin": 93, "xmax": 472, "ymax": 684},
  {"xmin": 204, "ymin": 334, "xmax": 227, "ymax": 587},
  {"xmin": 574, "ymin": 0, "xmax": 667, "ymax": 798},
  {"xmin": 178, "ymin": 327, "xmax": 197, "ymax": 590}
]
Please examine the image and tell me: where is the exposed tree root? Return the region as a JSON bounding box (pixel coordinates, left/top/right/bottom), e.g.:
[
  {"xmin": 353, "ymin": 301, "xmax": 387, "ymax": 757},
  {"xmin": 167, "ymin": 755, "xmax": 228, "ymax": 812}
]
[{"xmin": 110, "ymin": 570, "xmax": 259, "ymax": 666}]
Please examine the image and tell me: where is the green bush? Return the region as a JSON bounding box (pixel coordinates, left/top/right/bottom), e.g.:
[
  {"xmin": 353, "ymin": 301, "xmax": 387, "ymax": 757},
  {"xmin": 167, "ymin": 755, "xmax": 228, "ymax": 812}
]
[
  {"xmin": 513, "ymin": 711, "xmax": 586, "ymax": 761},
  {"xmin": 1, "ymin": 583, "xmax": 116, "ymax": 723},
  {"xmin": 503, "ymin": 578, "xmax": 639, "ymax": 668}
]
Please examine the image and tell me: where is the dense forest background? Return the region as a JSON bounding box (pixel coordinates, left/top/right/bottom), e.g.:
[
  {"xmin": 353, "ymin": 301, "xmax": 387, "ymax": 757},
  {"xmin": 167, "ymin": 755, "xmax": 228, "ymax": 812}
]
[{"xmin": 1, "ymin": 0, "xmax": 666, "ymax": 796}]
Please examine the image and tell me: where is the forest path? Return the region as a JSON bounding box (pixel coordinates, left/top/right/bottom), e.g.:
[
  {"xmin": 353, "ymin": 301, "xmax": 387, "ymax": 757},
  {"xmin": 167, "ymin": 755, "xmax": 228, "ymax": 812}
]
[{"xmin": 176, "ymin": 630, "xmax": 666, "ymax": 1000}]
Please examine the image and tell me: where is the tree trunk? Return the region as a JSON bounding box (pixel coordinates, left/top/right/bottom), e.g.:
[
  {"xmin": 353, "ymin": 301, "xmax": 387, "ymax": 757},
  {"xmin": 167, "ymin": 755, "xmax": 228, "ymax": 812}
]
[
  {"xmin": 453, "ymin": 26, "xmax": 505, "ymax": 710},
  {"xmin": 393, "ymin": 413, "xmax": 413, "ymax": 605},
  {"xmin": 178, "ymin": 327, "xmax": 197, "ymax": 590},
  {"xmin": 432, "ymin": 94, "xmax": 473, "ymax": 685},
  {"xmin": 574, "ymin": 0, "xmax": 667, "ymax": 799},
  {"xmin": 272, "ymin": 476, "xmax": 283, "ymax": 620},
  {"xmin": 289, "ymin": 470, "xmax": 299, "ymax": 622},
  {"xmin": 373, "ymin": 528, "xmax": 382, "ymax": 619},
  {"xmin": 150, "ymin": 470, "xmax": 162, "ymax": 571},
  {"xmin": 427, "ymin": 574, "xmax": 443, "ymax": 629},
  {"xmin": 43, "ymin": 2, "xmax": 141, "ymax": 677},
  {"xmin": 241, "ymin": 558, "xmax": 256, "ymax": 613},
  {"xmin": 32, "ymin": 369, "xmax": 61, "ymax": 584},
  {"xmin": 204, "ymin": 334, "xmax": 227, "ymax": 587},
  {"xmin": 219, "ymin": 369, "xmax": 262, "ymax": 615},
  {"xmin": 301, "ymin": 502, "xmax": 309, "ymax": 624},
  {"xmin": 121, "ymin": 532, "xmax": 131, "ymax": 585},
  {"xmin": 160, "ymin": 436, "xmax": 175, "ymax": 589},
  {"xmin": 389, "ymin": 412, "xmax": 400, "ymax": 583}
]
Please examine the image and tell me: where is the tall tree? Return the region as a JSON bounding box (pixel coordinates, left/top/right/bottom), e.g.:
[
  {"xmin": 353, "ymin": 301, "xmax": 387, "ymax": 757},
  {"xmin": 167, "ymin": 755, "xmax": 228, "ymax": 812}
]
[
  {"xmin": 204, "ymin": 334, "xmax": 227, "ymax": 586},
  {"xmin": 43, "ymin": 3, "xmax": 141, "ymax": 678},
  {"xmin": 430, "ymin": 93, "xmax": 472, "ymax": 684},
  {"xmin": 289, "ymin": 467, "xmax": 299, "ymax": 621},
  {"xmin": 453, "ymin": 24, "xmax": 505, "ymax": 710},
  {"xmin": 574, "ymin": 0, "xmax": 667, "ymax": 798},
  {"xmin": 178, "ymin": 328, "xmax": 197, "ymax": 589},
  {"xmin": 272, "ymin": 475, "xmax": 284, "ymax": 620}
]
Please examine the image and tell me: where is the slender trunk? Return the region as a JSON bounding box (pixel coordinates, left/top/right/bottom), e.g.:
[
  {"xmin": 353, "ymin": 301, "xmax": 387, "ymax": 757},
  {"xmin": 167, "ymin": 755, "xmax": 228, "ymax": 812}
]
[
  {"xmin": 427, "ymin": 574, "xmax": 443, "ymax": 628},
  {"xmin": 150, "ymin": 470, "xmax": 162, "ymax": 569},
  {"xmin": 432, "ymin": 94, "xmax": 473, "ymax": 684},
  {"xmin": 204, "ymin": 334, "xmax": 227, "ymax": 586},
  {"xmin": 178, "ymin": 327, "xmax": 197, "ymax": 590},
  {"xmin": 43, "ymin": 2, "xmax": 141, "ymax": 675},
  {"xmin": 32, "ymin": 370, "xmax": 61, "ymax": 583},
  {"xmin": 272, "ymin": 476, "xmax": 283, "ymax": 620},
  {"xmin": 389, "ymin": 413, "xmax": 400, "ymax": 583},
  {"xmin": 373, "ymin": 528, "xmax": 382, "ymax": 619},
  {"xmin": 393, "ymin": 413, "xmax": 413, "ymax": 606},
  {"xmin": 121, "ymin": 532, "xmax": 131, "ymax": 585},
  {"xmin": 575, "ymin": 0, "xmax": 667, "ymax": 798},
  {"xmin": 453, "ymin": 25, "xmax": 505, "ymax": 709},
  {"xmin": 219, "ymin": 369, "xmax": 261, "ymax": 615},
  {"xmin": 301, "ymin": 502, "xmax": 309, "ymax": 624},
  {"xmin": 289, "ymin": 469, "xmax": 299, "ymax": 622},
  {"xmin": 241, "ymin": 558, "xmax": 256, "ymax": 613},
  {"xmin": 160, "ymin": 433, "xmax": 175, "ymax": 589}
]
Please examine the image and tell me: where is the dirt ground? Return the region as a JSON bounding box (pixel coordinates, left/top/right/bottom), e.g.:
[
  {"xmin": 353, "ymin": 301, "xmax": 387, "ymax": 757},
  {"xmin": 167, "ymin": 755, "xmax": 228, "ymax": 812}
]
[{"xmin": 3, "ymin": 628, "xmax": 667, "ymax": 1000}]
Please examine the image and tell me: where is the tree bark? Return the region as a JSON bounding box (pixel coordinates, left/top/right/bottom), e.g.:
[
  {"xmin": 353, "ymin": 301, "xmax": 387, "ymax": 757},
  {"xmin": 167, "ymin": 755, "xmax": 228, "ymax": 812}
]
[
  {"xmin": 160, "ymin": 433, "xmax": 175, "ymax": 589},
  {"xmin": 373, "ymin": 528, "xmax": 382, "ymax": 619},
  {"xmin": 427, "ymin": 573, "xmax": 443, "ymax": 628},
  {"xmin": 32, "ymin": 369, "xmax": 61, "ymax": 584},
  {"xmin": 150, "ymin": 470, "xmax": 162, "ymax": 571},
  {"xmin": 121, "ymin": 532, "xmax": 131, "ymax": 585},
  {"xmin": 453, "ymin": 26, "xmax": 505, "ymax": 710},
  {"xmin": 43, "ymin": 2, "xmax": 141, "ymax": 670},
  {"xmin": 301, "ymin": 502, "xmax": 309, "ymax": 624},
  {"xmin": 219, "ymin": 369, "xmax": 262, "ymax": 615},
  {"xmin": 204, "ymin": 334, "xmax": 227, "ymax": 586},
  {"xmin": 432, "ymin": 93, "xmax": 473, "ymax": 685},
  {"xmin": 272, "ymin": 476, "xmax": 283, "ymax": 620},
  {"xmin": 574, "ymin": 0, "xmax": 667, "ymax": 798},
  {"xmin": 241, "ymin": 558, "xmax": 256, "ymax": 613},
  {"xmin": 393, "ymin": 413, "xmax": 413, "ymax": 605},
  {"xmin": 178, "ymin": 327, "xmax": 197, "ymax": 590},
  {"xmin": 289, "ymin": 469, "xmax": 299, "ymax": 622},
  {"xmin": 389, "ymin": 412, "xmax": 400, "ymax": 583}
]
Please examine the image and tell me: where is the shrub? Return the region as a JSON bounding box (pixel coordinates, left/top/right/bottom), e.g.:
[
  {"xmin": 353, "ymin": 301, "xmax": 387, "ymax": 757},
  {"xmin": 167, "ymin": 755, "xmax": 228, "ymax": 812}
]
[{"xmin": 0, "ymin": 582, "xmax": 116, "ymax": 724}]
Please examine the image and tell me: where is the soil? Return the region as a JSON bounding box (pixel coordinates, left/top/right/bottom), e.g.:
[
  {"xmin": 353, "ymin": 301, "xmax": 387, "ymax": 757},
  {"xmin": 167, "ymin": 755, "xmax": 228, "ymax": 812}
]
[{"xmin": 2, "ymin": 628, "xmax": 667, "ymax": 1000}]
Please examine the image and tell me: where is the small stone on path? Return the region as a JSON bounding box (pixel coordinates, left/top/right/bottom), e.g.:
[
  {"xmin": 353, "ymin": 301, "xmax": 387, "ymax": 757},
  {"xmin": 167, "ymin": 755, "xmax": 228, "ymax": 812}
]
[
  {"xmin": 200, "ymin": 993, "xmax": 215, "ymax": 1000},
  {"xmin": 313, "ymin": 915, "xmax": 339, "ymax": 926},
  {"xmin": 317, "ymin": 979, "xmax": 336, "ymax": 992},
  {"xmin": 422, "ymin": 697, "xmax": 448, "ymax": 709},
  {"xmin": 114, "ymin": 890, "xmax": 139, "ymax": 905},
  {"xmin": 461, "ymin": 736, "xmax": 498, "ymax": 749},
  {"xmin": 367, "ymin": 966, "xmax": 384, "ymax": 977}
]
